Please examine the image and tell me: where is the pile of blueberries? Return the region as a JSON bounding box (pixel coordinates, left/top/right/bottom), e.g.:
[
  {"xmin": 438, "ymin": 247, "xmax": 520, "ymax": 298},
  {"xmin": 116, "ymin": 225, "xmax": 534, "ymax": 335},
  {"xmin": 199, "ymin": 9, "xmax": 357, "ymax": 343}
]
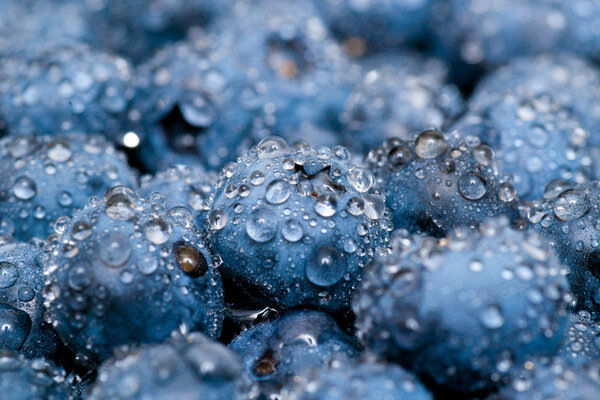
[{"xmin": 4, "ymin": 0, "xmax": 600, "ymax": 399}]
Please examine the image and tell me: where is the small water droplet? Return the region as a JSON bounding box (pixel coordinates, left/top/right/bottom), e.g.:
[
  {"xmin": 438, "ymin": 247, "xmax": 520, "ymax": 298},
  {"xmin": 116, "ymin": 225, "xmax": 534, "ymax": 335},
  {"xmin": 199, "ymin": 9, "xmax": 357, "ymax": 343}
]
[
  {"xmin": 306, "ymin": 246, "xmax": 345, "ymax": 287},
  {"xmin": 99, "ymin": 232, "xmax": 131, "ymax": 267},
  {"xmin": 246, "ymin": 207, "xmax": 278, "ymax": 242},
  {"xmin": 480, "ymin": 304, "xmax": 505, "ymax": 329},
  {"xmin": 0, "ymin": 262, "xmax": 19, "ymax": 288},
  {"xmin": 314, "ymin": 195, "xmax": 337, "ymax": 217},
  {"xmin": 265, "ymin": 179, "xmax": 291, "ymax": 204},
  {"xmin": 144, "ymin": 219, "xmax": 172, "ymax": 245},
  {"xmin": 282, "ymin": 219, "xmax": 303, "ymax": 242},
  {"xmin": 13, "ymin": 177, "xmax": 37, "ymax": 200},
  {"xmin": 256, "ymin": 136, "xmax": 289, "ymax": 159},
  {"xmin": 104, "ymin": 186, "xmax": 137, "ymax": 221},
  {"xmin": 458, "ymin": 173, "xmax": 487, "ymax": 200},
  {"xmin": 346, "ymin": 167, "xmax": 373, "ymax": 193},
  {"xmin": 47, "ymin": 141, "xmax": 72, "ymax": 162},
  {"xmin": 415, "ymin": 130, "xmax": 447, "ymax": 159}
]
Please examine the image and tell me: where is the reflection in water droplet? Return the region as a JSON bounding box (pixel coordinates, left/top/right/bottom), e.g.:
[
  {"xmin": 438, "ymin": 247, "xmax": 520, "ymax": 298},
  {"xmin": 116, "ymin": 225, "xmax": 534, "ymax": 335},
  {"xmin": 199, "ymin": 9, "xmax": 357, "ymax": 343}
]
[
  {"xmin": 144, "ymin": 219, "xmax": 172, "ymax": 245},
  {"xmin": 13, "ymin": 177, "xmax": 37, "ymax": 200},
  {"xmin": 174, "ymin": 243, "xmax": 208, "ymax": 278},
  {"xmin": 99, "ymin": 232, "xmax": 131, "ymax": 267},
  {"xmin": 553, "ymin": 189, "xmax": 590, "ymax": 221},
  {"xmin": 306, "ymin": 246, "xmax": 345, "ymax": 287},
  {"xmin": 415, "ymin": 130, "xmax": 447, "ymax": 159},
  {"xmin": 458, "ymin": 173, "xmax": 487, "ymax": 200},
  {"xmin": 104, "ymin": 186, "xmax": 137, "ymax": 221},
  {"xmin": 246, "ymin": 207, "xmax": 278, "ymax": 242},
  {"xmin": 265, "ymin": 179, "xmax": 291, "ymax": 204},
  {"xmin": 314, "ymin": 195, "xmax": 337, "ymax": 217}
]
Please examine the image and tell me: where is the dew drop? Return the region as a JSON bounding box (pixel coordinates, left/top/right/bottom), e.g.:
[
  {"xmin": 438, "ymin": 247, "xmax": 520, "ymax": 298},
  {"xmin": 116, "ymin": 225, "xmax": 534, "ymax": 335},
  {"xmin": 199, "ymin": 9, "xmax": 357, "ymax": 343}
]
[
  {"xmin": 265, "ymin": 179, "xmax": 291, "ymax": 204},
  {"xmin": 458, "ymin": 173, "xmax": 487, "ymax": 200},
  {"xmin": 47, "ymin": 141, "xmax": 72, "ymax": 162},
  {"xmin": 306, "ymin": 246, "xmax": 345, "ymax": 287},
  {"xmin": 553, "ymin": 189, "xmax": 590, "ymax": 221},
  {"xmin": 282, "ymin": 219, "xmax": 303, "ymax": 242},
  {"xmin": 415, "ymin": 130, "xmax": 447, "ymax": 159},
  {"xmin": 144, "ymin": 219, "xmax": 172, "ymax": 245},
  {"xmin": 13, "ymin": 177, "xmax": 37, "ymax": 200},
  {"xmin": 99, "ymin": 232, "xmax": 131, "ymax": 267},
  {"xmin": 104, "ymin": 186, "xmax": 137, "ymax": 221},
  {"xmin": 314, "ymin": 195, "xmax": 337, "ymax": 217},
  {"xmin": 480, "ymin": 304, "xmax": 505, "ymax": 329},
  {"xmin": 346, "ymin": 167, "xmax": 373, "ymax": 193},
  {"xmin": 256, "ymin": 136, "xmax": 289, "ymax": 159},
  {"xmin": 246, "ymin": 207, "xmax": 278, "ymax": 242},
  {"xmin": 0, "ymin": 262, "xmax": 19, "ymax": 288},
  {"xmin": 174, "ymin": 243, "xmax": 208, "ymax": 278}
]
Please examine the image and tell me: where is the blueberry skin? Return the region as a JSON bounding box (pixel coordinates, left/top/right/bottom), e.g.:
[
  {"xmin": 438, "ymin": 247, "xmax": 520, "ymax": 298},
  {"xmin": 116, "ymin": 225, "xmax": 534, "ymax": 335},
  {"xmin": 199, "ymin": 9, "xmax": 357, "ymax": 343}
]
[
  {"xmin": 0, "ymin": 44, "xmax": 133, "ymax": 144},
  {"xmin": 489, "ymin": 357, "xmax": 600, "ymax": 400},
  {"xmin": 207, "ymin": 137, "xmax": 391, "ymax": 314},
  {"xmin": 0, "ymin": 351, "xmax": 71, "ymax": 400},
  {"xmin": 0, "ymin": 134, "xmax": 137, "ymax": 241},
  {"xmin": 526, "ymin": 181, "xmax": 600, "ymax": 314},
  {"xmin": 315, "ymin": 0, "xmax": 433, "ymax": 51},
  {"xmin": 0, "ymin": 238, "xmax": 65, "ymax": 363},
  {"xmin": 0, "ymin": 1, "xmax": 90, "ymax": 59},
  {"xmin": 470, "ymin": 54, "xmax": 600, "ymax": 149},
  {"xmin": 84, "ymin": 0, "xmax": 232, "ymax": 62},
  {"xmin": 367, "ymin": 130, "xmax": 517, "ymax": 238},
  {"xmin": 129, "ymin": 40, "xmax": 256, "ymax": 172},
  {"xmin": 558, "ymin": 311, "xmax": 600, "ymax": 367},
  {"xmin": 206, "ymin": 0, "xmax": 357, "ymax": 148},
  {"xmin": 340, "ymin": 52, "xmax": 463, "ymax": 153},
  {"xmin": 88, "ymin": 332, "xmax": 253, "ymax": 400},
  {"xmin": 354, "ymin": 219, "xmax": 571, "ymax": 393},
  {"xmin": 140, "ymin": 165, "xmax": 217, "ymax": 231},
  {"xmin": 431, "ymin": 1, "xmax": 566, "ymax": 69},
  {"xmin": 43, "ymin": 187, "xmax": 224, "ymax": 366},
  {"xmin": 229, "ymin": 309, "xmax": 361, "ymax": 397},
  {"xmin": 283, "ymin": 359, "xmax": 432, "ymax": 400},
  {"xmin": 452, "ymin": 93, "xmax": 591, "ymax": 200}
]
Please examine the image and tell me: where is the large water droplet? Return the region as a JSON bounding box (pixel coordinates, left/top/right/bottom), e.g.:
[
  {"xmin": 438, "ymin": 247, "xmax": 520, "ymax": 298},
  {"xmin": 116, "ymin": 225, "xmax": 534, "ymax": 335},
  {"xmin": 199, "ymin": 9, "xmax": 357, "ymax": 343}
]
[
  {"xmin": 67, "ymin": 261, "xmax": 94, "ymax": 291},
  {"xmin": 0, "ymin": 263, "xmax": 18, "ymax": 289},
  {"xmin": 246, "ymin": 207, "xmax": 278, "ymax": 242},
  {"xmin": 415, "ymin": 130, "xmax": 447, "ymax": 159},
  {"xmin": 554, "ymin": 189, "xmax": 590, "ymax": 221},
  {"xmin": 306, "ymin": 246, "xmax": 345, "ymax": 287},
  {"xmin": 104, "ymin": 186, "xmax": 137, "ymax": 221},
  {"xmin": 256, "ymin": 137, "xmax": 289, "ymax": 159},
  {"xmin": 99, "ymin": 232, "xmax": 131, "ymax": 267},
  {"xmin": 0, "ymin": 304, "xmax": 31, "ymax": 351},
  {"xmin": 47, "ymin": 141, "xmax": 72, "ymax": 162},
  {"xmin": 346, "ymin": 167, "xmax": 373, "ymax": 193},
  {"xmin": 480, "ymin": 304, "xmax": 505, "ymax": 329},
  {"xmin": 144, "ymin": 219, "xmax": 172, "ymax": 245},
  {"xmin": 180, "ymin": 95, "xmax": 216, "ymax": 127},
  {"xmin": 458, "ymin": 173, "xmax": 487, "ymax": 200},
  {"xmin": 13, "ymin": 177, "xmax": 37, "ymax": 200},
  {"xmin": 282, "ymin": 219, "xmax": 303, "ymax": 242},
  {"xmin": 208, "ymin": 210, "xmax": 228, "ymax": 230},
  {"xmin": 265, "ymin": 179, "xmax": 291, "ymax": 204},
  {"xmin": 314, "ymin": 195, "xmax": 337, "ymax": 217}
]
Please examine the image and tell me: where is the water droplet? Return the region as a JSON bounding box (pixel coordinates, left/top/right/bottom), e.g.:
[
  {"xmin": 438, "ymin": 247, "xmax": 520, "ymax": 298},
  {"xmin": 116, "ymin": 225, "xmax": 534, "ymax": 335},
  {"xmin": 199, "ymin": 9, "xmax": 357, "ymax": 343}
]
[
  {"xmin": 67, "ymin": 261, "xmax": 94, "ymax": 291},
  {"xmin": 498, "ymin": 182, "xmax": 516, "ymax": 203},
  {"xmin": 174, "ymin": 243, "xmax": 208, "ymax": 278},
  {"xmin": 387, "ymin": 146, "xmax": 412, "ymax": 167},
  {"xmin": 553, "ymin": 189, "xmax": 590, "ymax": 221},
  {"xmin": 306, "ymin": 246, "xmax": 345, "ymax": 287},
  {"xmin": 256, "ymin": 136, "xmax": 289, "ymax": 159},
  {"xmin": 480, "ymin": 304, "xmax": 505, "ymax": 329},
  {"xmin": 282, "ymin": 219, "xmax": 303, "ymax": 242},
  {"xmin": 47, "ymin": 141, "xmax": 72, "ymax": 162},
  {"xmin": 246, "ymin": 207, "xmax": 278, "ymax": 242},
  {"xmin": 144, "ymin": 219, "xmax": 172, "ymax": 245},
  {"xmin": 346, "ymin": 167, "xmax": 373, "ymax": 193},
  {"xmin": 137, "ymin": 255, "xmax": 159, "ymax": 276},
  {"xmin": 469, "ymin": 259, "xmax": 484, "ymax": 272},
  {"xmin": 314, "ymin": 195, "xmax": 337, "ymax": 217},
  {"xmin": 17, "ymin": 286, "xmax": 34, "ymax": 302},
  {"xmin": 343, "ymin": 239, "xmax": 357, "ymax": 253},
  {"xmin": 250, "ymin": 171, "xmax": 265, "ymax": 186},
  {"xmin": 180, "ymin": 95, "xmax": 216, "ymax": 127},
  {"xmin": 104, "ymin": 186, "xmax": 137, "ymax": 221},
  {"xmin": 0, "ymin": 304, "xmax": 31, "ymax": 351},
  {"xmin": 58, "ymin": 191, "xmax": 72, "ymax": 207},
  {"xmin": 346, "ymin": 197, "xmax": 365, "ymax": 216},
  {"xmin": 0, "ymin": 262, "xmax": 19, "ymax": 288},
  {"xmin": 265, "ymin": 179, "xmax": 291, "ymax": 204},
  {"xmin": 13, "ymin": 177, "xmax": 36, "ymax": 200},
  {"xmin": 120, "ymin": 270, "xmax": 134, "ymax": 285},
  {"xmin": 208, "ymin": 210, "xmax": 228, "ymax": 230},
  {"xmin": 473, "ymin": 144, "xmax": 493, "ymax": 166},
  {"xmin": 415, "ymin": 130, "xmax": 447, "ymax": 159},
  {"xmin": 458, "ymin": 173, "xmax": 487, "ymax": 200},
  {"xmin": 99, "ymin": 232, "xmax": 131, "ymax": 267},
  {"xmin": 363, "ymin": 194, "xmax": 385, "ymax": 220}
]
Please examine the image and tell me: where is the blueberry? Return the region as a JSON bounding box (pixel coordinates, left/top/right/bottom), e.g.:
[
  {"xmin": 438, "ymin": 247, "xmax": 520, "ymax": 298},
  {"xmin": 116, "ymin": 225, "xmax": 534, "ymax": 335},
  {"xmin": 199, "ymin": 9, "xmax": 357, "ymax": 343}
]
[
  {"xmin": 558, "ymin": 311, "xmax": 600, "ymax": 367},
  {"xmin": 140, "ymin": 165, "xmax": 218, "ymax": 231},
  {"xmin": 0, "ymin": 351, "xmax": 71, "ymax": 400},
  {"xmin": 0, "ymin": 44, "xmax": 133, "ymax": 144},
  {"xmin": 471, "ymin": 54, "xmax": 600, "ymax": 148},
  {"xmin": 84, "ymin": 0, "xmax": 232, "ymax": 62},
  {"xmin": 367, "ymin": 130, "xmax": 517, "ymax": 237},
  {"xmin": 206, "ymin": 0, "xmax": 357, "ymax": 148},
  {"xmin": 354, "ymin": 218, "xmax": 571, "ymax": 393},
  {"xmin": 283, "ymin": 358, "xmax": 432, "ymax": 400},
  {"xmin": 452, "ymin": 93, "xmax": 591, "ymax": 200},
  {"xmin": 0, "ymin": 236, "xmax": 65, "ymax": 364},
  {"xmin": 0, "ymin": 134, "xmax": 137, "ymax": 241},
  {"xmin": 229, "ymin": 309, "xmax": 361, "ymax": 397},
  {"xmin": 129, "ymin": 39, "xmax": 255, "ymax": 172},
  {"xmin": 489, "ymin": 356, "xmax": 600, "ymax": 400},
  {"xmin": 526, "ymin": 181, "xmax": 600, "ymax": 313},
  {"xmin": 207, "ymin": 137, "xmax": 391, "ymax": 314},
  {"xmin": 315, "ymin": 0, "xmax": 434, "ymax": 53},
  {"xmin": 340, "ymin": 52, "xmax": 463, "ymax": 153},
  {"xmin": 87, "ymin": 332, "xmax": 253, "ymax": 400},
  {"xmin": 43, "ymin": 187, "xmax": 224, "ymax": 366}
]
